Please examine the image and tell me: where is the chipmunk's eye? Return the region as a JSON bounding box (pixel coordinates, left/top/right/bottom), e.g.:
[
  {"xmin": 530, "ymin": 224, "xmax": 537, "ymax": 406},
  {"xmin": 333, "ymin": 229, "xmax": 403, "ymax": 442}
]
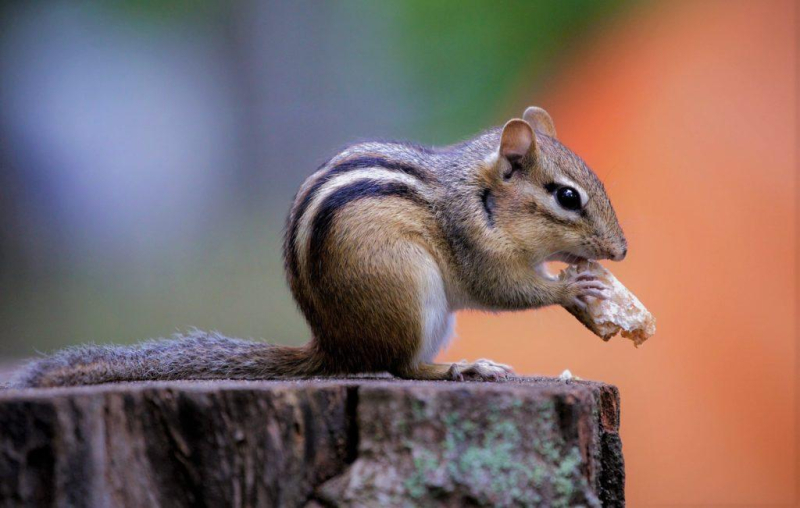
[{"xmin": 556, "ymin": 186, "xmax": 582, "ymax": 211}]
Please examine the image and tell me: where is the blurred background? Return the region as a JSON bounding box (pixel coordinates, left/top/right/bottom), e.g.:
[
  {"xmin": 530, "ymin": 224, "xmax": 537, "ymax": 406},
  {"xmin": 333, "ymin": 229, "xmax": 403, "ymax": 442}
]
[{"xmin": 0, "ymin": 0, "xmax": 795, "ymax": 505}]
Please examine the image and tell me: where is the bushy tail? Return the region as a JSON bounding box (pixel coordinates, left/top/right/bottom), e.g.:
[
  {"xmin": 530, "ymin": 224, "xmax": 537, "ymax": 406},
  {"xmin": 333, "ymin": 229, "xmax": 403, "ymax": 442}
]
[{"xmin": 6, "ymin": 330, "xmax": 323, "ymax": 389}]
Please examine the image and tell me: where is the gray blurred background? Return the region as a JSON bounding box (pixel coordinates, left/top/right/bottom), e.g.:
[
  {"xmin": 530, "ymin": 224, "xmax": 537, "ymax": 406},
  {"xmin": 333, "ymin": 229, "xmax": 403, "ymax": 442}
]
[{"xmin": 0, "ymin": 0, "xmax": 624, "ymax": 356}]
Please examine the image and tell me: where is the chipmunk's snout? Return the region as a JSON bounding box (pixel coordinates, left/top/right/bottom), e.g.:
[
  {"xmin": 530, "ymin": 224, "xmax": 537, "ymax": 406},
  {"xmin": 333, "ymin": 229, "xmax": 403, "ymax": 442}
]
[
  {"xmin": 610, "ymin": 246, "xmax": 627, "ymax": 261},
  {"xmin": 607, "ymin": 236, "xmax": 628, "ymax": 261},
  {"xmin": 596, "ymin": 234, "xmax": 627, "ymax": 261},
  {"xmin": 589, "ymin": 232, "xmax": 627, "ymax": 262}
]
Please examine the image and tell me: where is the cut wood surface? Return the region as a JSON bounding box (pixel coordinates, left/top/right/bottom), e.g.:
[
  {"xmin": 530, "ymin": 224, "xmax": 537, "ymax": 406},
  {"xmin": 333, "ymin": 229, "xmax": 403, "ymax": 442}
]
[{"xmin": 0, "ymin": 377, "xmax": 624, "ymax": 507}]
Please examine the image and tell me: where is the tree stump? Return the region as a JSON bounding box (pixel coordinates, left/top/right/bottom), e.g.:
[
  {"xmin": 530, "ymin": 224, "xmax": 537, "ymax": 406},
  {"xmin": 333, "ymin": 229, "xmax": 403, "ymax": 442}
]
[{"xmin": 0, "ymin": 377, "xmax": 624, "ymax": 507}]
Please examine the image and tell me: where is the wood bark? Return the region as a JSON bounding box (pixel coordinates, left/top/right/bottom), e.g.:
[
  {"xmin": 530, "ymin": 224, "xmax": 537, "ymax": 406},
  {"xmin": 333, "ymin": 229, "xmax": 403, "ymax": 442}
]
[{"xmin": 0, "ymin": 377, "xmax": 624, "ymax": 507}]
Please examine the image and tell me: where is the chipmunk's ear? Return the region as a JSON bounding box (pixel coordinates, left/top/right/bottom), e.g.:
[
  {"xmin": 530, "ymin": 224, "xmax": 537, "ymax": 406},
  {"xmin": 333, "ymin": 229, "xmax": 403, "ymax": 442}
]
[
  {"xmin": 523, "ymin": 106, "xmax": 557, "ymax": 138},
  {"xmin": 499, "ymin": 119, "xmax": 536, "ymax": 162}
]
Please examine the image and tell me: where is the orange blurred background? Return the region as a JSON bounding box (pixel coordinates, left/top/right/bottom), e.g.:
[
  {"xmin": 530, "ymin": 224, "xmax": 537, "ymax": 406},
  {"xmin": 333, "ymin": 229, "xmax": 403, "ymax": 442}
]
[{"xmin": 443, "ymin": 0, "xmax": 797, "ymax": 504}]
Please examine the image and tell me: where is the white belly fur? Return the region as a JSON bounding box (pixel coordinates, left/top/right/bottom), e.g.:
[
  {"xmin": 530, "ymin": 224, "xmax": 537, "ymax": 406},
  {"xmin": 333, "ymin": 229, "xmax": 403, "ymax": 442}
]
[{"xmin": 415, "ymin": 255, "xmax": 456, "ymax": 364}]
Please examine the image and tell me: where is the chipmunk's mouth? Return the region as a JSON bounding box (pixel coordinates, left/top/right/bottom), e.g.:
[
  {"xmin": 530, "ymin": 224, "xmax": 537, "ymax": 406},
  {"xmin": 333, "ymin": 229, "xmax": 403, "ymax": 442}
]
[
  {"xmin": 534, "ymin": 252, "xmax": 590, "ymax": 281},
  {"xmin": 545, "ymin": 252, "xmax": 588, "ymax": 265}
]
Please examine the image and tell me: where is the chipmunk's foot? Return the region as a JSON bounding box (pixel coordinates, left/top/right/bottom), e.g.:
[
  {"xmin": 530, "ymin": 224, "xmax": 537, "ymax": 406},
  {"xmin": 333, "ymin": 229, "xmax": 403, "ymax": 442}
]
[{"xmin": 447, "ymin": 359, "xmax": 515, "ymax": 381}]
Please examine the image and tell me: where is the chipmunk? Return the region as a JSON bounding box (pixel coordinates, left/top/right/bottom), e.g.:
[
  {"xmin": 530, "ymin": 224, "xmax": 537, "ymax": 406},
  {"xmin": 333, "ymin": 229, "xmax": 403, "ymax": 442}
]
[{"xmin": 8, "ymin": 107, "xmax": 626, "ymax": 388}]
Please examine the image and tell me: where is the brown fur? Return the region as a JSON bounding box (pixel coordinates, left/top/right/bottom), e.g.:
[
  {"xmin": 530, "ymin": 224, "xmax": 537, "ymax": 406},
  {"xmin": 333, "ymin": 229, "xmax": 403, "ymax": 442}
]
[{"xmin": 309, "ymin": 198, "xmax": 432, "ymax": 374}]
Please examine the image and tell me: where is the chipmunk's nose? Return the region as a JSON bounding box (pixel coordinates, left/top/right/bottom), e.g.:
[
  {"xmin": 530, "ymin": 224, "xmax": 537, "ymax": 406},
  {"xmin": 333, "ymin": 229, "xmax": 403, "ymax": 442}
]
[{"xmin": 612, "ymin": 246, "xmax": 627, "ymax": 261}]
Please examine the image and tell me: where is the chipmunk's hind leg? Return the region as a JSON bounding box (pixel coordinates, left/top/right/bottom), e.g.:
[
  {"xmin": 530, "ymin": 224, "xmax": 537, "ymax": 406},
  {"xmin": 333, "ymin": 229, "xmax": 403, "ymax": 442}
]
[
  {"xmin": 393, "ymin": 359, "xmax": 515, "ymax": 381},
  {"xmin": 388, "ymin": 249, "xmax": 516, "ymax": 382},
  {"xmin": 392, "ymin": 362, "xmax": 461, "ymax": 381}
]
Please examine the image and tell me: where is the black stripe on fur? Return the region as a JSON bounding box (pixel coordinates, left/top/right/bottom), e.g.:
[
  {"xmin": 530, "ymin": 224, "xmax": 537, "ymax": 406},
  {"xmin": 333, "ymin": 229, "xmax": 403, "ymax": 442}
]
[
  {"xmin": 286, "ymin": 156, "xmax": 432, "ymax": 282},
  {"xmin": 306, "ymin": 179, "xmax": 428, "ymax": 280}
]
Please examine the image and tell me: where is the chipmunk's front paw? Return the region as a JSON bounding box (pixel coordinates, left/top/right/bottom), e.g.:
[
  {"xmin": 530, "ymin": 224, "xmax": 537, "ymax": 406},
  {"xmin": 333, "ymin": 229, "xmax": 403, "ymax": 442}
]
[
  {"xmin": 560, "ymin": 268, "xmax": 609, "ymax": 311},
  {"xmin": 447, "ymin": 359, "xmax": 514, "ymax": 381}
]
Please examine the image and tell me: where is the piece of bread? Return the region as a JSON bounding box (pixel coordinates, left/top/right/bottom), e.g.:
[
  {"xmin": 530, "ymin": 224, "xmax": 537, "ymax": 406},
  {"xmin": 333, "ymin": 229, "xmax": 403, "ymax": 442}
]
[{"xmin": 561, "ymin": 260, "xmax": 655, "ymax": 346}]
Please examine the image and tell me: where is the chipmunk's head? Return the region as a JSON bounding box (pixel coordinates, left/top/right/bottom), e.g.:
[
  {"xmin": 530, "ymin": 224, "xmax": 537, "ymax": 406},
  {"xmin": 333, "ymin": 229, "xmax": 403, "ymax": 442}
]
[{"xmin": 484, "ymin": 106, "xmax": 626, "ymax": 264}]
